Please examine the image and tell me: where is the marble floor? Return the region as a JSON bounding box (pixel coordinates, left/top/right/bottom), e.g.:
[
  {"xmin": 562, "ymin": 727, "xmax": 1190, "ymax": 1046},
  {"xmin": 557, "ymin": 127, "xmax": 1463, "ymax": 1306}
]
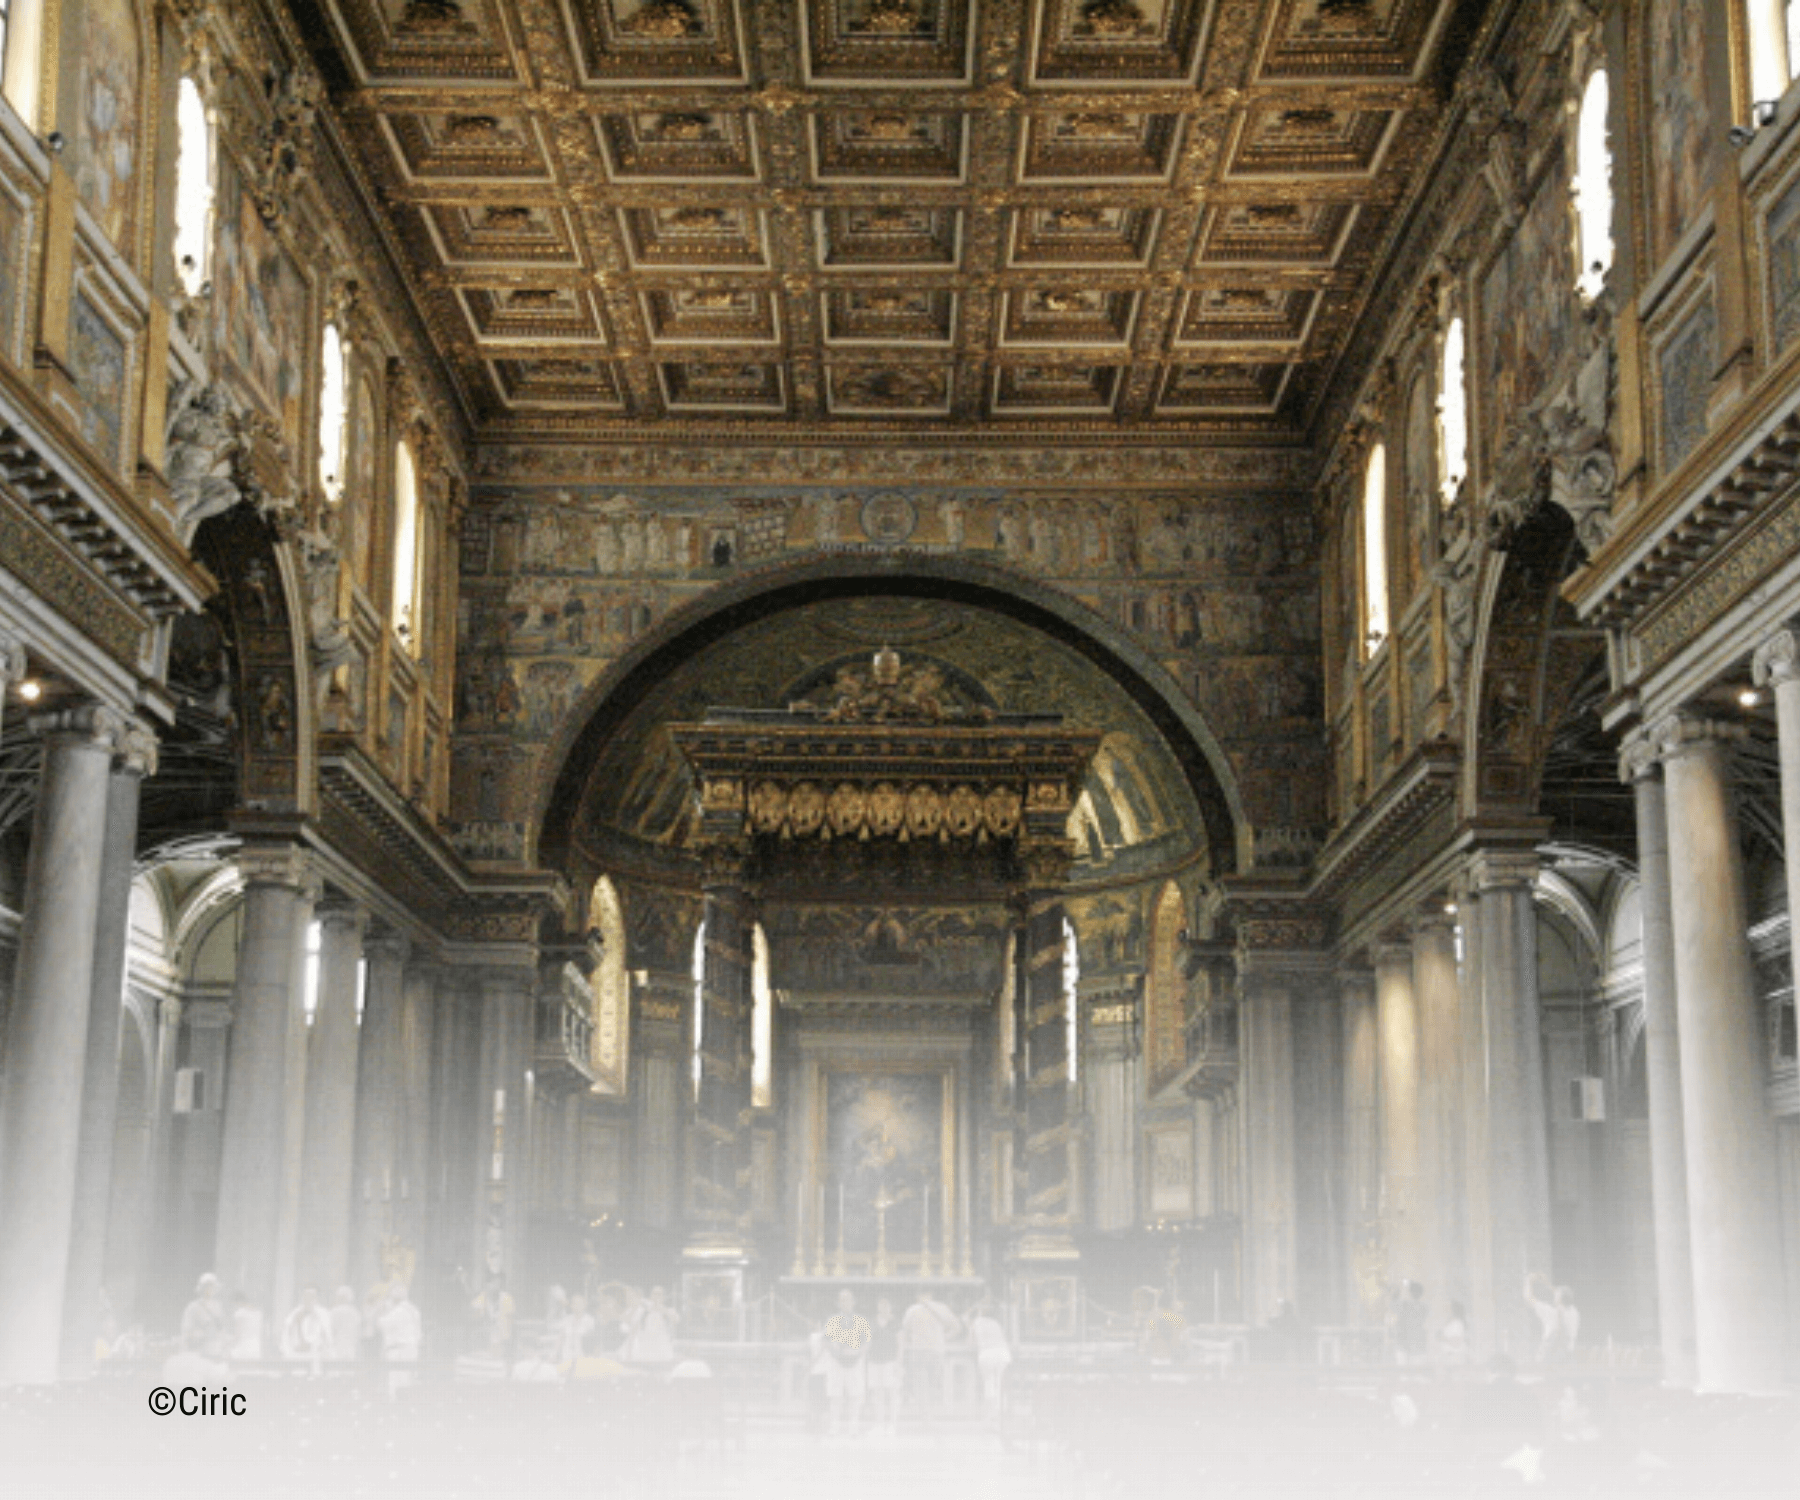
[{"xmin": 1, "ymin": 1370, "xmax": 1795, "ymax": 1499}]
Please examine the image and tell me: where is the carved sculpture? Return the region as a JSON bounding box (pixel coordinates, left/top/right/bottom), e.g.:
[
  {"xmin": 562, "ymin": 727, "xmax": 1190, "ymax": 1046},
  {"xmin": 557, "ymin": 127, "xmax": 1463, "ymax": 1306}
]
[
  {"xmin": 249, "ymin": 65, "xmax": 322, "ymax": 227},
  {"xmin": 166, "ymin": 385, "xmax": 248, "ymax": 544}
]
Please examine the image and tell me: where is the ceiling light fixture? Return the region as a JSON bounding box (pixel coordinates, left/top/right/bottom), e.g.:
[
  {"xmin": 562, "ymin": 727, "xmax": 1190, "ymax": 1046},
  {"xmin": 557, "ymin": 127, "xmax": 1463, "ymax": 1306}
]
[
  {"xmin": 17, "ymin": 679, "xmax": 41, "ymax": 702},
  {"xmin": 1738, "ymin": 688, "xmax": 1761, "ymax": 709}
]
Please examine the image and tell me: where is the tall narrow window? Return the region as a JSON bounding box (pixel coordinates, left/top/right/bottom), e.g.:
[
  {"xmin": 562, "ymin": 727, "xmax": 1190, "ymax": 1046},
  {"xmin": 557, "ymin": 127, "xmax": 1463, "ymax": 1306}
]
[
  {"xmin": 691, "ymin": 921, "xmax": 706, "ymax": 1102},
  {"xmin": 1574, "ymin": 69, "xmax": 1613, "ymax": 300},
  {"xmin": 1752, "ymin": 3, "xmax": 1800, "ymax": 97},
  {"xmin": 319, "ymin": 324, "xmax": 347, "ymax": 503},
  {"xmin": 1062, "ymin": 917, "xmax": 1080, "ymax": 1085},
  {"xmin": 0, "ymin": 0, "xmax": 44, "ymax": 130},
  {"xmin": 392, "ymin": 439, "xmax": 420, "ymax": 650},
  {"xmin": 751, "ymin": 923, "xmax": 772, "ymax": 1109},
  {"xmin": 173, "ymin": 78, "xmax": 212, "ymax": 296},
  {"xmin": 1362, "ymin": 442, "xmax": 1390, "ymax": 653},
  {"xmin": 1438, "ymin": 318, "xmax": 1468, "ymax": 507},
  {"xmin": 301, "ymin": 919, "xmax": 323, "ymax": 1027}
]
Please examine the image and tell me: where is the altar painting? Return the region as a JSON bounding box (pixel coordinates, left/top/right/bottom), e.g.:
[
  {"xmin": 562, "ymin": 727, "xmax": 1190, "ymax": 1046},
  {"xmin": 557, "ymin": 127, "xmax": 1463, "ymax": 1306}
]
[{"xmin": 824, "ymin": 1069, "xmax": 947, "ymax": 1263}]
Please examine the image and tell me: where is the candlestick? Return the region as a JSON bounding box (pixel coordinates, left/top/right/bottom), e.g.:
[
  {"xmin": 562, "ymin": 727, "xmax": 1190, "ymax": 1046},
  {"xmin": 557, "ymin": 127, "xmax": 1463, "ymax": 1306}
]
[
  {"xmin": 920, "ymin": 1179, "xmax": 934, "ymax": 1277},
  {"xmin": 832, "ymin": 1181, "xmax": 847, "ymax": 1275}
]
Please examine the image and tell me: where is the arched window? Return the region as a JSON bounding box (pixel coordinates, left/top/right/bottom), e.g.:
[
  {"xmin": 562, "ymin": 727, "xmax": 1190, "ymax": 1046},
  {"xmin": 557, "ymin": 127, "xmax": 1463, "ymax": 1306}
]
[
  {"xmin": 173, "ymin": 77, "xmax": 212, "ymax": 296},
  {"xmin": 1146, "ymin": 883, "xmax": 1186, "ymax": 1094},
  {"xmin": 590, "ymin": 876, "xmax": 629, "ymax": 1096},
  {"xmin": 1362, "ymin": 442, "xmax": 1390, "ymax": 653},
  {"xmin": 1748, "ymin": 2, "xmax": 1800, "ymax": 98},
  {"xmin": 1574, "ymin": 69, "xmax": 1613, "ymax": 301},
  {"xmin": 751, "ymin": 923, "xmax": 772, "ymax": 1109},
  {"xmin": 1062, "ymin": 916, "xmax": 1080, "ymax": 1085},
  {"xmin": 0, "ymin": 0, "xmax": 45, "ymax": 130},
  {"xmin": 691, "ymin": 920, "xmax": 706, "ymax": 1102},
  {"xmin": 391, "ymin": 439, "xmax": 420, "ymax": 649},
  {"xmin": 319, "ymin": 323, "xmax": 347, "ymax": 503},
  {"xmin": 1438, "ymin": 317, "xmax": 1468, "ymax": 507}
]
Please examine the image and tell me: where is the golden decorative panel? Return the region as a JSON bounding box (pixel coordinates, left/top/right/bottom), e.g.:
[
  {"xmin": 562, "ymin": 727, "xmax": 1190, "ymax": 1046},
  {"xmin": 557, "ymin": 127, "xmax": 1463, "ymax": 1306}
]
[{"xmin": 306, "ymin": 0, "xmax": 1461, "ymax": 430}]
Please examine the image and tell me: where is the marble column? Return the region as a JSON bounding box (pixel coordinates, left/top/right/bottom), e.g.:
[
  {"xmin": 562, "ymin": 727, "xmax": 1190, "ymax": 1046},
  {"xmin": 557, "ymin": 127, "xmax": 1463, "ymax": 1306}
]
[
  {"xmin": 61, "ymin": 720, "xmax": 157, "ymax": 1374},
  {"xmin": 213, "ymin": 844, "xmax": 317, "ymax": 1319},
  {"xmin": 1290, "ymin": 981, "xmax": 1342, "ymax": 1325},
  {"xmin": 1237, "ymin": 947, "xmax": 1326, "ymax": 1323},
  {"xmin": 1619, "ymin": 730, "xmax": 1697, "ymax": 1388},
  {"xmin": 469, "ymin": 956, "xmax": 536, "ymax": 1285},
  {"xmin": 689, "ymin": 846, "xmax": 754, "ymax": 1253},
  {"xmin": 1656, "ymin": 714, "xmax": 1786, "ymax": 1392},
  {"xmin": 423, "ymin": 973, "xmax": 480, "ymax": 1280},
  {"xmin": 0, "ymin": 627, "xmax": 25, "ymax": 740},
  {"xmin": 1466, "ymin": 848, "xmax": 1553, "ymax": 1360},
  {"xmin": 629, "ymin": 974, "xmax": 688, "ymax": 1232},
  {"xmin": 1085, "ymin": 977, "xmax": 1140, "ymax": 1232},
  {"xmin": 1014, "ymin": 843, "xmax": 1076, "ymax": 1242},
  {"xmin": 295, "ymin": 901, "xmax": 366, "ymax": 1294},
  {"xmin": 1411, "ymin": 909, "xmax": 1466, "ymax": 1314},
  {"xmin": 394, "ymin": 964, "xmax": 437, "ymax": 1268},
  {"xmin": 1373, "ymin": 938, "xmax": 1425, "ymax": 1287},
  {"xmin": 350, "ymin": 930, "xmax": 408, "ymax": 1292},
  {"xmin": 0, "ymin": 706, "xmax": 126, "ymax": 1384},
  {"xmin": 1752, "ymin": 623, "xmax": 1800, "ymax": 1108},
  {"xmin": 1338, "ymin": 967, "xmax": 1380, "ymax": 1324}
]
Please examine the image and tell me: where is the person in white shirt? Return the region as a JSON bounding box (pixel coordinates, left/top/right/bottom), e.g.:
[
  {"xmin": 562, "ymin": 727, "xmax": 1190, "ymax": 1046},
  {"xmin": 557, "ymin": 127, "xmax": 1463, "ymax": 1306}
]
[
  {"xmin": 1524, "ymin": 1273, "xmax": 1561, "ymax": 1363},
  {"xmin": 280, "ymin": 1286, "xmax": 332, "ymax": 1370},
  {"xmin": 557, "ymin": 1293, "xmax": 595, "ymax": 1367},
  {"xmin": 228, "ymin": 1292, "xmax": 263, "ymax": 1362},
  {"xmin": 625, "ymin": 1284, "xmax": 679, "ymax": 1365},
  {"xmin": 512, "ymin": 1334, "xmax": 564, "ymax": 1384},
  {"xmin": 966, "ymin": 1304, "xmax": 1011, "ymax": 1422},
  {"xmin": 377, "ymin": 1283, "xmax": 422, "ymax": 1397},
  {"xmin": 901, "ymin": 1290, "xmax": 959, "ymax": 1416},
  {"xmin": 1555, "ymin": 1287, "xmax": 1580, "ymax": 1359},
  {"xmin": 328, "ymin": 1286, "xmax": 361, "ymax": 1362}
]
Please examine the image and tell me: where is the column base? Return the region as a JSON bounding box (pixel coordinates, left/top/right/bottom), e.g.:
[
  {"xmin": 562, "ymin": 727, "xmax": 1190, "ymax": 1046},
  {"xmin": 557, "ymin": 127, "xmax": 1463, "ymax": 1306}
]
[
  {"xmin": 680, "ymin": 1240, "xmax": 756, "ymax": 1342},
  {"xmin": 1009, "ymin": 1231, "xmax": 1081, "ymax": 1342}
]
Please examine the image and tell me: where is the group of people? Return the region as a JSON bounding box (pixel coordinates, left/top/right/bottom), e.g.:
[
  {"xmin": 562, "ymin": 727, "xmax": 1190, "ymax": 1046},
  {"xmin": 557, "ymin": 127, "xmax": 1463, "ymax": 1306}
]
[
  {"xmin": 812, "ymin": 1288, "xmax": 1012, "ymax": 1436},
  {"xmin": 465, "ymin": 1275, "xmax": 683, "ymax": 1383},
  {"xmin": 1385, "ymin": 1273, "xmax": 1579, "ymax": 1370},
  {"xmin": 166, "ymin": 1272, "xmax": 421, "ymax": 1394}
]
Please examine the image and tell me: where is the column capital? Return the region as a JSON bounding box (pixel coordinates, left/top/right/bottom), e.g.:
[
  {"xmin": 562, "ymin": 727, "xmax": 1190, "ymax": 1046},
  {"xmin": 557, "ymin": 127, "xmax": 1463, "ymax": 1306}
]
[
  {"xmin": 363, "ymin": 926, "xmax": 412, "ymax": 965},
  {"xmin": 236, "ymin": 841, "xmax": 321, "ymax": 898},
  {"xmin": 1651, "ymin": 712, "xmax": 1746, "ymax": 764},
  {"xmin": 1371, "ymin": 937, "xmax": 1415, "ymax": 970},
  {"xmin": 116, "ymin": 717, "xmax": 159, "ymax": 777},
  {"xmin": 315, "ymin": 897, "xmax": 368, "ymax": 936},
  {"xmin": 1014, "ymin": 837, "xmax": 1075, "ymax": 895},
  {"xmin": 1408, "ymin": 901, "xmax": 1458, "ymax": 939},
  {"xmin": 26, "ymin": 703, "xmax": 129, "ymax": 752},
  {"xmin": 1467, "ymin": 846, "xmax": 1540, "ymax": 892},
  {"xmin": 698, "ymin": 838, "xmax": 749, "ymax": 891},
  {"xmin": 0, "ymin": 627, "xmax": 25, "ymax": 684},
  {"xmin": 1751, "ymin": 624, "xmax": 1800, "ymax": 688},
  {"xmin": 1618, "ymin": 724, "xmax": 1662, "ymax": 785}
]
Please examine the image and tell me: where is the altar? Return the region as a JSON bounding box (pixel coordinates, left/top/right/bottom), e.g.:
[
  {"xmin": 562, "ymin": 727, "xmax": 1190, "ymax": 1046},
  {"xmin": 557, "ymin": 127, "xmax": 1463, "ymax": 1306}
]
[{"xmin": 667, "ymin": 648, "xmax": 1103, "ymax": 1338}]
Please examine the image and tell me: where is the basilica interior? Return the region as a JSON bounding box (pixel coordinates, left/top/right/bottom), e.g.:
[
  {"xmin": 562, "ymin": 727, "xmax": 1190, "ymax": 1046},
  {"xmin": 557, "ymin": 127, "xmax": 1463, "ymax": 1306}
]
[{"xmin": 1, "ymin": 0, "xmax": 1799, "ymax": 1493}]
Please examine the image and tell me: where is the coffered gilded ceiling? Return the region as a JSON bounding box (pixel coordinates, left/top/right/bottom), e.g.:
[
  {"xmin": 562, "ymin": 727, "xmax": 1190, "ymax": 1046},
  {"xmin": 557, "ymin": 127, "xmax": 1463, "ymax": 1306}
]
[{"xmin": 305, "ymin": 0, "xmax": 1473, "ymax": 438}]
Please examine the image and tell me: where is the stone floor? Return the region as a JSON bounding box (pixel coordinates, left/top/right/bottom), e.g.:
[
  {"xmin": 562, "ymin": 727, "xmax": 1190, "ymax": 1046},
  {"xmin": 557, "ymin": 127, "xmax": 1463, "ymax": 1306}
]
[{"xmin": 1, "ymin": 1368, "xmax": 1794, "ymax": 1498}]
